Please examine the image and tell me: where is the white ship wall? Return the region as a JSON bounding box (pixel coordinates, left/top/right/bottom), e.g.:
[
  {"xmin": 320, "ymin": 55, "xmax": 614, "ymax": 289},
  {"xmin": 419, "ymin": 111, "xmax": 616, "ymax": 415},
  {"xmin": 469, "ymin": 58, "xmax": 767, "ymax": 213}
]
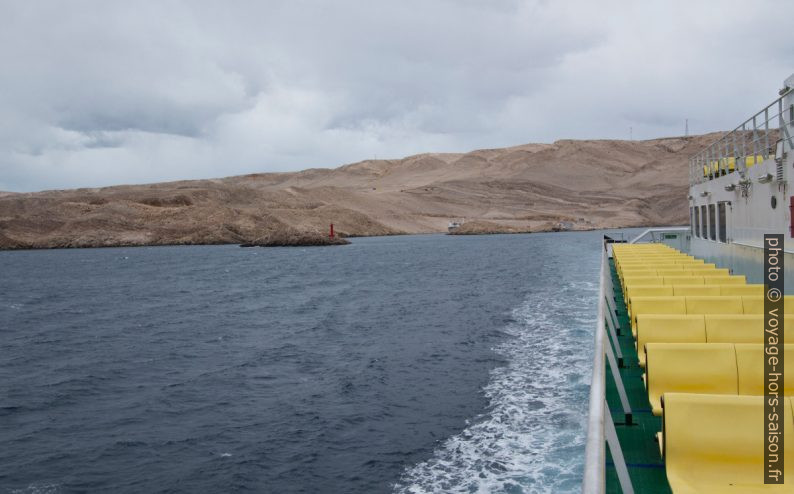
[{"xmin": 688, "ymin": 130, "xmax": 794, "ymax": 293}]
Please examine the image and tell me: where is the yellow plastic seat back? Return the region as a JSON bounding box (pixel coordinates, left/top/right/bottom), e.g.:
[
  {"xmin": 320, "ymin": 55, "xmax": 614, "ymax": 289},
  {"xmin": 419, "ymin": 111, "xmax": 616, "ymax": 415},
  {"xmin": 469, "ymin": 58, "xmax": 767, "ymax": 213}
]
[
  {"xmin": 690, "ymin": 267, "xmax": 730, "ymax": 276},
  {"xmin": 703, "ymin": 275, "xmax": 745, "ymax": 284},
  {"xmin": 663, "ymin": 393, "xmax": 794, "ymax": 493},
  {"xmin": 705, "ymin": 315, "xmax": 764, "ymax": 343},
  {"xmin": 657, "ymin": 269, "xmax": 690, "ymax": 276},
  {"xmin": 635, "ymin": 314, "xmax": 706, "ymax": 367},
  {"xmin": 705, "ymin": 315, "xmax": 794, "ymax": 344},
  {"xmin": 735, "ymin": 343, "xmax": 794, "ymax": 396},
  {"xmin": 720, "ymin": 284, "xmax": 764, "ymax": 296},
  {"xmin": 740, "ymin": 295, "xmax": 794, "ymax": 314},
  {"xmin": 742, "ymin": 296, "xmax": 764, "ymax": 314},
  {"xmin": 663, "ymin": 276, "xmax": 704, "ymax": 285},
  {"xmin": 627, "ymin": 286, "xmax": 674, "ymax": 298},
  {"xmin": 685, "ymin": 296, "xmax": 743, "ymax": 315},
  {"xmin": 672, "ymin": 285, "xmax": 720, "ymax": 296},
  {"xmin": 644, "ymin": 343, "xmax": 737, "ymax": 416},
  {"xmin": 631, "ymin": 296, "xmax": 687, "ymax": 332}
]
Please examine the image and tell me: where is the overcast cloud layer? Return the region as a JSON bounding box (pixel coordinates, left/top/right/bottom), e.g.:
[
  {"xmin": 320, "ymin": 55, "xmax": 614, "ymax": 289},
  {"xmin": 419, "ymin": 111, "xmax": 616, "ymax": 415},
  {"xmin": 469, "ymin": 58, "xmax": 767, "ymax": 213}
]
[{"xmin": 1, "ymin": 0, "xmax": 793, "ymax": 191}]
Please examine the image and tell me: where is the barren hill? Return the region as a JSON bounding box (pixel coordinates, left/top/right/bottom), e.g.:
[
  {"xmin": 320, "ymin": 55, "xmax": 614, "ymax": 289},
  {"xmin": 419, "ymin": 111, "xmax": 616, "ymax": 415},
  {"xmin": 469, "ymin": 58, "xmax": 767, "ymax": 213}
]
[{"xmin": 0, "ymin": 133, "xmax": 717, "ymax": 249}]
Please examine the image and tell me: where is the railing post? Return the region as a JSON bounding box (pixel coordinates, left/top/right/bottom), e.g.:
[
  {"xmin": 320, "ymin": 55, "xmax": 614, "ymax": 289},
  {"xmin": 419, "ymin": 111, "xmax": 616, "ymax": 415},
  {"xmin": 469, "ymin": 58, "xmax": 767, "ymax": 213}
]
[
  {"xmin": 753, "ymin": 114, "xmax": 759, "ymax": 167},
  {"xmin": 605, "ymin": 402, "xmax": 635, "ymax": 494},
  {"xmin": 605, "ymin": 307, "xmax": 624, "ymax": 367},
  {"xmin": 605, "ymin": 336, "xmax": 633, "ymax": 424},
  {"xmin": 765, "ymin": 107, "xmax": 770, "ymax": 158}
]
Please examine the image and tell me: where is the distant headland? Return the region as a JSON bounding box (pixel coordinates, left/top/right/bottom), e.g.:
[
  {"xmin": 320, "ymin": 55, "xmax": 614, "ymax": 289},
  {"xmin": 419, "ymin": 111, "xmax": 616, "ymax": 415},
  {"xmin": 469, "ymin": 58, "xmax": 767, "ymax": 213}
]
[{"xmin": 0, "ymin": 133, "xmax": 719, "ymax": 250}]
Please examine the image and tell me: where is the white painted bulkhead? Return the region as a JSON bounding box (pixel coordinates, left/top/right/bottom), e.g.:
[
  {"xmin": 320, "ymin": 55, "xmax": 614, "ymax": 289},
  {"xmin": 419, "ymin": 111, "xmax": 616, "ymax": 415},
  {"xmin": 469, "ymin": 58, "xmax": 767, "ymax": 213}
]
[{"xmin": 688, "ymin": 74, "xmax": 794, "ymax": 291}]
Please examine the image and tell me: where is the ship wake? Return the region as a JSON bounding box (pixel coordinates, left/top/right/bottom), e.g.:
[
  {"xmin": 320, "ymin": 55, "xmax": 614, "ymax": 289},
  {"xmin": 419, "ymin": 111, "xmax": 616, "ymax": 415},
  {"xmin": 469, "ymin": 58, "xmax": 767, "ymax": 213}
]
[{"xmin": 394, "ymin": 281, "xmax": 597, "ymax": 493}]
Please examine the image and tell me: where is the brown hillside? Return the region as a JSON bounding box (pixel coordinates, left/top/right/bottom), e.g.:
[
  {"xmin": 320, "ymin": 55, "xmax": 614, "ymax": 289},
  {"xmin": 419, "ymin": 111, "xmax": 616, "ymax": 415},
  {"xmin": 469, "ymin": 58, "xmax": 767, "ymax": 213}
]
[{"xmin": 0, "ymin": 134, "xmax": 717, "ymax": 249}]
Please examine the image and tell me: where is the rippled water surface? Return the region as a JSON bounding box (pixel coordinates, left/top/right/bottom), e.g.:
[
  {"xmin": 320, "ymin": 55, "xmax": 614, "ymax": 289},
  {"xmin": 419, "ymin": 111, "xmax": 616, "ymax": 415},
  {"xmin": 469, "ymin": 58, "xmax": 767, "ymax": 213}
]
[{"xmin": 0, "ymin": 231, "xmax": 616, "ymax": 493}]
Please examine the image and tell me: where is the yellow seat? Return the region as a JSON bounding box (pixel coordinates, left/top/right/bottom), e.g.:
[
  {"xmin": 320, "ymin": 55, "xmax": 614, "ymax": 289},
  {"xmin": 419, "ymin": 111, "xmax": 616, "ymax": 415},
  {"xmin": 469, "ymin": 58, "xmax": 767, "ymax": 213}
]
[
  {"xmin": 626, "ymin": 285, "xmax": 674, "ymax": 296},
  {"xmin": 644, "ymin": 343, "xmax": 737, "ymax": 416},
  {"xmin": 621, "ymin": 276, "xmax": 664, "ymax": 298},
  {"xmin": 735, "ymin": 343, "xmax": 794, "ymax": 396},
  {"xmin": 704, "ymin": 315, "xmax": 794, "ymax": 343},
  {"xmin": 625, "ymin": 286, "xmax": 674, "ymax": 317},
  {"xmin": 672, "ymin": 285, "xmax": 720, "ymax": 296},
  {"xmin": 685, "ymin": 296, "xmax": 743, "ymax": 315},
  {"xmin": 742, "ymin": 295, "xmax": 794, "ymax": 314},
  {"xmin": 745, "ymin": 154, "xmax": 766, "ymax": 168},
  {"xmin": 690, "ymin": 267, "xmax": 729, "ymax": 276},
  {"xmin": 657, "ymin": 269, "xmax": 691, "ymax": 276},
  {"xmin": 620, "ymin": 259, "xmax": 702, "ymax": 266},
  {"xmin": 621, "ymin": 270, "xmax": 660, "ymax": 279},
  {"xmin": 662, "ymin": 393, "xmax": 794, "ymax": 493},
  {"xmin": 631, "ymin": 296, "xmax": 687, "ymax": 333},
  {"xmin": 663, "ymin": 276, "xmax": 704, "ymax": 285},
  {"xmin": 635, "ymin": 314, "xmax": 706, "ymax": 367},
  {"xmin": 703, "ymin": 275, "xmax": 745, "ymax": 284},
  {"xmin": 705, "ymin": 315, "xmax": 765, "ymax": 343},
  {"xmin": 720, "ymin": 284, "xmax": 764, "ymax": 296},
  {"xmin": 622, "ymin": 276, "xmax": 664, "ymax": 287}
]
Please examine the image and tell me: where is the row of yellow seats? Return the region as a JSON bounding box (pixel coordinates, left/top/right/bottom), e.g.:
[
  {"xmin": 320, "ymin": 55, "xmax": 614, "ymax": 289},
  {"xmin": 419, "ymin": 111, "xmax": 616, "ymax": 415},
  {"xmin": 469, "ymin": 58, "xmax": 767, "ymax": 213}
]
[
  {"xmin": 613, "ymin": 251, "xmax": 680, "ymax": 263},
  {"xmin": 630, "ymin": 295, "xmax": 794, "ymax": 332},
  {"xmin": 619, "ymin": 261, "xmax": 723, "ymax": 274},
  {"xmin": 644, "ymin": 342, "xmax": 793, "ymax": 416},
  {"xmin": 700, "ymin": 155, "xmax": 765, "ymax": 177},
  {"xmin": 625, "ymin": 284, "xmax": 763, "ymax": 318},
  {"xmin": 635, "ymin": 314, "xmax": 794, "ymax": 367},
  {"xmin": 613, "ymin": 243, "xmax": 675, "ymax": 250},
  {"xmin": 618, "ymin": 258, "xmax": 703, "ymax": 268},
  {"xmin": 662, "ymin": 393, "xmax": 794, "ymax": 493},
  {"xmin": 616, "ymin": 252, "xmax": 696, "ymax": 260},
  {"xmin": 622, "ymin": 268, "xmax": 728, "ymax": 280},
  {"xmin": 612, "ymin": 247, "xmax": 794, "ymax": 491},
  {"xmin": 621, "ymin": 275, "xmax": 746, "ymax": 301},
  {"xmin": 620, "ymin": 261, "xmax": 712, "ymax": 272}
]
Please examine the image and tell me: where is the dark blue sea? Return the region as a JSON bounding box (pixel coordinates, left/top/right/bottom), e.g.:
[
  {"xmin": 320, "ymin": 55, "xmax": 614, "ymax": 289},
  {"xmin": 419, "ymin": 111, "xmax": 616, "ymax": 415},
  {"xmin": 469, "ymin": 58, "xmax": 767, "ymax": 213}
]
[{"xmin": 0, "ymin": 231, "xmax": 624, "ymax": 493}]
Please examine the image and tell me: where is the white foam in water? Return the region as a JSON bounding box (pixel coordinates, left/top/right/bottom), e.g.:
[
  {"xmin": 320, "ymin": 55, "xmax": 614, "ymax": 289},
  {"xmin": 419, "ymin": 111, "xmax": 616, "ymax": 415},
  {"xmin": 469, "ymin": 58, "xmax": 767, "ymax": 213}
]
[
  {"xmin": 10, "ymin": 483, "xmax": 61, "ymax": 494},
  {"xmin": 394, "ymin": 281, "xmax": 597, "ymax": 494}
]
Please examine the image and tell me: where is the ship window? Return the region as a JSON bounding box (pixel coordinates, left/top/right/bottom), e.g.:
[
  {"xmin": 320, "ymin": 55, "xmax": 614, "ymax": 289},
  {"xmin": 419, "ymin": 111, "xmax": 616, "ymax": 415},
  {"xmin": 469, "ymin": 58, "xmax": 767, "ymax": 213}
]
[
  {"xmin": 700, "ymin": 205, "xmax": 708, "ymax": 238},
  {"xmin": 693, "ymin": 206, "xmax": 700, "ymax": 237},
  {"xmin": 718, "ymin": 203, "xmax": 727, "ymax": 242},
  {"xmin": 708, "ymin": 204, "xmax": 716, "ymax": 240}
]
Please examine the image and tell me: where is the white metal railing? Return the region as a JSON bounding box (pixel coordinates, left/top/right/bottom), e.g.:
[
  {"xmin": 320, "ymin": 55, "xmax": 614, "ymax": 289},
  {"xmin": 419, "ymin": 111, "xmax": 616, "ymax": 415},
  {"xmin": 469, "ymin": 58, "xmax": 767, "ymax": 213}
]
[
  {"xmin": 629, "ymin": 227, "xmax": 690, "ymax": 244},
  {"xmin": 582, "ymin": 241, "xmax": 634, "ymax": 494},
  {"xmin": 582, "ymin": 247, "xmax": 608, "ymax": 493},
  {"xmin": 689, "ymin": 87, "xmax": 794, "ymax": 185}
]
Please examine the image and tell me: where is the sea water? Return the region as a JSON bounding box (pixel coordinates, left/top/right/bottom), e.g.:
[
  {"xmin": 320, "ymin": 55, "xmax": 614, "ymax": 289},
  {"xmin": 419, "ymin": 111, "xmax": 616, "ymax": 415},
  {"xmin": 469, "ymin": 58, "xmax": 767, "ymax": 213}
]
[{"xmin": 0, "ymin": 230, "xmax": 629, "ymax": 493}]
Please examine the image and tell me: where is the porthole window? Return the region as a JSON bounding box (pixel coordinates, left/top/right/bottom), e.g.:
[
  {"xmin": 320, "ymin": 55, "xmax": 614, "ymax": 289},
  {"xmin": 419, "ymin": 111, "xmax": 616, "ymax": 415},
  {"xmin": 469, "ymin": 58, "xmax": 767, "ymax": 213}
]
[{"xmin": 772, "ymin": 196, "xmax": 777, "ymax": 209}]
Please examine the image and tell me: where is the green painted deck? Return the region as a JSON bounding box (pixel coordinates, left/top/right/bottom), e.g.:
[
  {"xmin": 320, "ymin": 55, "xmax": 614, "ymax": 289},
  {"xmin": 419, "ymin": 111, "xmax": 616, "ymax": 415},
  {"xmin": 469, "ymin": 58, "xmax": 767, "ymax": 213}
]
[{"xmin": 605, "ymin": 258, "xmax": 672, "ymax": 494}]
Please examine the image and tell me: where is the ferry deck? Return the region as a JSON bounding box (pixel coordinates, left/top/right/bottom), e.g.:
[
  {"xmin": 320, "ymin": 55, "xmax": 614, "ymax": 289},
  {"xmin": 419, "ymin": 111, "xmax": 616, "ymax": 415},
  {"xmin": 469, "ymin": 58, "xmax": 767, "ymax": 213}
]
[{"xmin": 583, "ymin": 74, "xmax": 794, "ymax": 493}]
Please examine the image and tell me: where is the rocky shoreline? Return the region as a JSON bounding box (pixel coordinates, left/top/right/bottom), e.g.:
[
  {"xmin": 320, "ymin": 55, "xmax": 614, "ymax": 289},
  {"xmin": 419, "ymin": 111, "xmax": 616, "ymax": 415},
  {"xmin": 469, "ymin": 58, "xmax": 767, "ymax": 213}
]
[{"xmin": 240, "ymin": 228, "xmax": 350, "ymax": 247}]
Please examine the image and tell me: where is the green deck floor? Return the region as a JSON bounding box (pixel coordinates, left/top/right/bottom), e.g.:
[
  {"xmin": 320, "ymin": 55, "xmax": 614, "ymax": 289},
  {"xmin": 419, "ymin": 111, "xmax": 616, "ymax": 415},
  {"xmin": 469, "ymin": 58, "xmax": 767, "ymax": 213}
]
[{"xmin": 605, "ymin": 259, "xmax": 672, "ymax": 494}]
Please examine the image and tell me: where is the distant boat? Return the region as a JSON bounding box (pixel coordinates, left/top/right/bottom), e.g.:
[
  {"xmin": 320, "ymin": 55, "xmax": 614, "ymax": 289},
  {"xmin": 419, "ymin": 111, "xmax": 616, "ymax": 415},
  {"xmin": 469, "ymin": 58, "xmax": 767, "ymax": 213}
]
[{"xmin": 447, "ymin": 219, "xmax": 463, "ymax": 232}]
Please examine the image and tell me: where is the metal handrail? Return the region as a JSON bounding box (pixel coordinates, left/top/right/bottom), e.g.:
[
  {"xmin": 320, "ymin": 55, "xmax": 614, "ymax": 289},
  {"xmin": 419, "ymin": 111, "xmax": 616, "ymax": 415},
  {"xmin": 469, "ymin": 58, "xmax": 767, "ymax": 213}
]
[
  {"xmin": 689, "ymin": 88, "xmax": 794, "ymax": 185},
  {"xmin": 582, "ymin": 245, "xmax": 608, "ymax": 493},
  {"xmin": 629, "ymin": 226, "xmax": 690, "ymax": 244}
]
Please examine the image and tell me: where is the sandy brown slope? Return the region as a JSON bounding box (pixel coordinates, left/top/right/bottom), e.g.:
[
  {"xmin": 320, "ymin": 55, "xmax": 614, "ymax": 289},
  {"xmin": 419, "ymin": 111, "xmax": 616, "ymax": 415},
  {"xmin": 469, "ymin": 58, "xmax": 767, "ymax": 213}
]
[{"xmin": 0, "ymin": 133, "xmax": 718, "ymax": 249}]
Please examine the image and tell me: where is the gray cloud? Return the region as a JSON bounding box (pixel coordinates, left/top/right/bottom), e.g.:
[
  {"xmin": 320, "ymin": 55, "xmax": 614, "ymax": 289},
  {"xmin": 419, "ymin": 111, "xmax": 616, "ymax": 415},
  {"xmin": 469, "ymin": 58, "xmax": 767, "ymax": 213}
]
[{"xmin": 0, "ymin": 0, "xmax": 792, "ymax": 191}]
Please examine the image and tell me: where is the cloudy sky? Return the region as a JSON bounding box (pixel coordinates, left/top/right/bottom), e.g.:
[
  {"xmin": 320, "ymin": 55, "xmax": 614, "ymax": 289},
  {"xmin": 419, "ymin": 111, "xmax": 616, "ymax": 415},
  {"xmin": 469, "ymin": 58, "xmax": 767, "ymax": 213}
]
[{"xmin": 1, "ymin": 1, "xmax": 792, "ymax": 192}]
